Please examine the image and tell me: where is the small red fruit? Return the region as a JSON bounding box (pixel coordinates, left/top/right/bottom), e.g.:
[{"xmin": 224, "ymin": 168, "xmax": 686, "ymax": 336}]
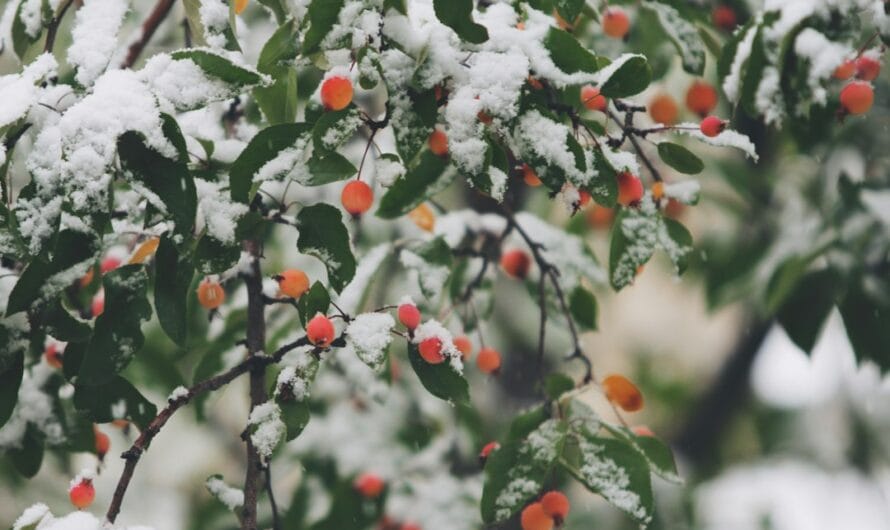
[
  {"xmin": 541, "ymin": 491, "xmax": 570, "ymax": 523},
  {"xmin": 602, "ymin": 7, "xmax": 630, "ymax": 39},
  {"xmin": 453, "ymin": 336, "xmax": 473, "ymax": 360},
  {"xmin": 602, "ymin": 374, "xmax": 644, "ymax": 412},
  {"xmin": 616, "ymin": 172, "xmax": 644, "ymax": 207},
  {"xmin": 321, "ymin": 76, "xmax": 354, "ymax": 111},
  {"xmin": 501, "ymin": 249, "xmax": 531, "ymax": 279},
  {"xmin": 580, "ymin": 85, "xmax": 607, "ymax": 112},
  {"xmin": 711, "ymin": 5, "xmax": 737, "ymax": 31},
  {"xmin": 856, "ymin": 55, "xmax": 881, "ymax": 81},
  {"xmin": 649, "ymin": 93, "xmax": 678, "ymax": 125},
  {"xmin": 94, "ymin": 426, "xmax": 110, "ymax": 459},
  {"xmin": 341, "ymin": 180, "xmax": 374, "ymax": 217},
  {"xmin": 197, "ymin": 279, "xmax": 225, "ymax": 309},
  {"xmin": 428, "ymin": 129, "xmax": 449, "ymax": 156},
  {"xmin": 91, "ymin": 294, "xmax": 105, "ymax": 317},
  {"xmin": 398, "ymin": 303, "xmax": 421, "ymax": 331},
  {"xmin": 69, "ymin": 479, "xmax": 95, "ymax": 509},
  {"xmin": 834, "ymin": 60, "xmax": 856, "ymax": 80},
  {"xmin": 479, "ymin": 441, "xmax": 500, "ymax": 461},
  {"xmin": 307, "ymin": 314, "xmax": 335, "ymax": 348},
  {"xmin": 521, "ymin": 502, "xmax": 554, "ymax": 530},
  {"xmin": 476, "ymin": 347, "xmax": 501, "ymax": 374},
  {"xmin": 418, "ymin": 337, "xmax": 445, "ymax": 364},
  {"xmin": 354, "ymin": 473, "xmax": 385, "ymax": 498},
  {"xmin": 523, "ymin": 164, "xmax": 543, "ymax": 187},
  {"xmin": 277, "ymin": 269, "xmax": 310, "ymax": 299},
  {"xmin": 700, "ymin": 116, "xmax": 726, "ymax": 137},
  {"xmin": 100, "ymin": 257, "xmax": 121, "ymax": 274},
  {"xmin": 840, "ymin": 81, "xmax": 874, "ymax": 115},
  {"xmin": 578, "ymin": 190, "xmax": 592, "ymax": 207},
  {"xmin": 235, "ymin": 0, "xmax": 248, "ymax": 14},
  {"xmin": 586, "ymin": 204, "xmax": 614, "ymax": 228},
  {"xmin": 686, "ymin": 81, "xmax": 718, "ymax": 117},
  {"xmin": 632, "ymin": 425, "xmax": 655, "ymax": 437},
  {"xmin": 44, "ymin": 343, "xmax": 64, "ymax": 369}
]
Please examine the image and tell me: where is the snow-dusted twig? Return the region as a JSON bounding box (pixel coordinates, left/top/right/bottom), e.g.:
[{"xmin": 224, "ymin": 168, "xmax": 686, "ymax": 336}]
[{"xmin": 122, "ymin": 0, "xmax": 177, "ymax": 68}]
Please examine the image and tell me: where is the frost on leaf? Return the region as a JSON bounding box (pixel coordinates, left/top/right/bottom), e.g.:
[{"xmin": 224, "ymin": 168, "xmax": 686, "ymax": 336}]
[
  {"xmin": 247, "ymin": 401, "xmax": 286, "ymax": 461},
  {"xmin": 205, "ymin": 475, "xmax": 245, "ymax": 512},
  {"xmin": 674, "ymin": 123, "xmax": 759, "ymax": 161},
  {"xmin": 346, "ymin": 312, "xmax": 396, "ymax": 371}
]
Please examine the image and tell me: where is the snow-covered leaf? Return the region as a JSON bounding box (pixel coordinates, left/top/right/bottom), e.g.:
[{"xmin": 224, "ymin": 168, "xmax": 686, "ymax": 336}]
[
  {"xmin": 153, "ymin": 235, "xmax": 194, "ymax": 347},
  {"xmin": 230, "ymin": 123, "xmax": 313, "ymax": 203},
  {"xmin": 642, "ymin": 1, "xmax": 706, "ymax": 75},
  {"xmin": 73, "ymin": 375, "xmax": 157, "ymax": 430},
  {"xmin": 657, "ymin": 142, "xmax": 704, "ymax": 174},
  {"xmin": 297, "ymin": 203, "xmax": 356, "ymax": 292},
  {"xmin": 377, "ymin": 151, "xmax": 451, "ymax": 219},
  {"xmin": 170, "ymin": 49, "xmax": 263, "ymax": 87},
  {"xmin": 303, "ymin": 0, "xmax": 345, "ymax": 54},
  {"xmin": 407, "ymin": 342, "xmax": 469, "ymax": 404},
  {"xmin": 597, "ymin": 54, "xmax": 652, "ymax": 98},
  {"xmin": 433, "ymin": 0, "xmax": 488, "ymax": 44},
  {"xmin": 543, "ymin": 27, "xmax": 600, "ymax": 75}
]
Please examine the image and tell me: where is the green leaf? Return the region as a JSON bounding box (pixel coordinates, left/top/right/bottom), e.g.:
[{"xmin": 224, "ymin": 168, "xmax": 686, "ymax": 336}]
[
  {"xmin": 717, "ymin": 21, "xmax": 756, "ymax": 83},
  {"xmin": 154, "ymin": 235, "xmax": 194, "ymax": 346},
  {"xmin": 9, "ymin": 424, "xmax": 44, "ymax": 478},
  {"xmin": 383, "ymin": 0, "xmax": 407, "ymax": 14},
  {"xmin": 303, "ymin": 0, "xmax": 346, "ymax": 54},
  {"xmin": 230, "ymin": 123, "xmax": 312, "ymax": 203},
  {"xmin": 12, "ymin": 0, "xmax": 50, "ymax": 60},
  {"xmin": 279, "ymin": 399, "xmax": 311, "ymax": 441},
  {"xmin": 297, "ymin": 204, "xmax": 356, "ymax": 292},
  {"xmin": 117, "ymin": 129, "xmax": 197, "ymax": 239},
  {"xmin": 77, "ymin": 265, "xmax": 152, "ymax": 386},
  {"xmin": 555, "ymin": 0, "xmax": 585, "ymax": 23},
  {"xmin": 0, "ymin": 351, "xmax": 24, "ymax": 429},
  {"xmin": 170, "ymin": 49, "xmax": 263, "ymax": 86},
  {"xmin": 257, "ymin": 18, "xmax": 301, "ymax": 74},
  {"xmin": 433, "ymin": 0, "xmax": 488, "ymax": 44},
  {"xmin": 657, "ymin": 142, "xmax": 704, "ymax": 174},
  {"xmin": 407, "ymin": 342, "xmax": 469, "ymax": 404},
  {"xmin": 254, "ymin": 66, "xmax": 299, "ymax": 125},
  {"xmin": 599, "ymin": 55, "xmax": 652, "ymax": 98},
  {"xmin": 569, "ymin": 286, "xmax": 598, "ymax": 330},
  {"xmin": 306, "ymin": 150, "xmax": 357, "ymax": 185},
  {"xmin": 73, "ymin": 376, "xmax": 157, "ymax": 430},
  {"xmin": 297, "ymin": 281, "xmax": 331, "ymax": 326},
  {"xmin": 633, "ymin": 433, "xmax": 681, "ymax": 483},
  {"xmin": 641, "ymin": 1, "xmax": 706, "ymax": 75},
  {"xmin": 562, "ymin": 433, "xmax": 653, "ymax": 525},
  {"xmin": 194, "ymin": 234, "xmax": 241, "ymax": 275},
  {"xmin": 41, "ymin": 300, "xmax": 91, "ymax": 342},
  {"xmin": 775, "ymin": 269, "xmax": 838, "ymax": 354},
  {"xmin": 6, "ymin": 230, "xmax": 98, "ymax": 316},
  {"xmin": 839, "ymin": 283, "xmax": 890, "ymax": 372},
  {"xmin": 377, "ymin": 151, "xmax": 451, "ymax": 219},
  {"xmin": 481, "ymin": 419, "xmax": 568, "ymax": 523},
  {"xmin": 544, "ymin": 373, "xmax": 575, "ymax": 401},
  {"xmin": 543, "ymin": 28, "xmax": 600, "ymax": 74},
  {"xmin": 312, "ymin": 108, "xmax": 360, "ymax": 151},
  {"xmin": 663, "ymin": 218, "xmax": 693, "ymax": 274},
  {"xmin": 739, "ymin": 25, "xmax": 768, "ymax": 115}
]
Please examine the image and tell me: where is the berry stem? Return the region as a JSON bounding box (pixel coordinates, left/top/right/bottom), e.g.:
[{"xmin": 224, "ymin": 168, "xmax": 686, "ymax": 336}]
[{"xmin": 607, "ymin": 109, "xmax": 663, "ymax": 182}]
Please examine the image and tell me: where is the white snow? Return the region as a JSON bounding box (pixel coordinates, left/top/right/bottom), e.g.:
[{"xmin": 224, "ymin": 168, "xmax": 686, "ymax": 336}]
[
  {"xmin": 247, "ymin": 401, "xmax": 286, "ymax": 460},
  {"xmin": 67, "ymin": 0, "xmax": 128, "ymax": 87},
  {"xmin": 205, "ymin": 475, "xmax": 245, "ymax": 511},
  {"xmin": 346, "ymin": 312, "xmax": 396, "ymax": 371}
]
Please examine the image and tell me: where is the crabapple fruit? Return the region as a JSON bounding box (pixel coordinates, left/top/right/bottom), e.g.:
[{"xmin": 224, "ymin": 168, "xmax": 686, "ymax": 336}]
[
  {"xmin": 354, "ymin": 473, "xmax": 385, "ymax": 498},
  {"xmin": 840, "ymin": 81, "xmax": 874, "ymax": 115},
  {"xmin": 321, "ymin": 76, "xmax": 354, "ymax": 111},
  {"xmin": 476, "ymin": 347, "xmax": 502, "ymax": 374},
  {"xmin": 307, "ymin": 314, "xmax": 335, "ymax": 348},
  {"xmin": 501, "ymin": 249, "xmax": 531, "ymax": 279},
  {"xmin": 428, "ymin": 129, "xmax": 449, "ymax": 156},
  {"xmin": 649, "ymin": 93, "xmax": 678, "ymax": 125},
  {"xmin": 580, "ymin": 85, "xmax": 607, "ymax": 112},
  {"xmin": 69, "ymin": 479, "xmax": 95, "ymax": 509},
  {"xmin": 602, "ymin": 7, "xmax": 630, "ymax": 39},
  {"xmin": 521, "ymin": 502, "xmax": 554, "ymax": 530},
  {"xmin": 700, "ymin": 116, "xmax": 726, "ymax": 137},
  {"xmin": 277, "ymin": 269, "xmax": 310, "ymax": 299},
  {"xmin": 602, "ymin": 374, "xmax": 644, "ymax": 412},
  {"xmin": 341, "ymin": 180, "xmax": 374, "ymax": 217},
  {"xmin": 541, "ymin": 491, "xmax": 570, "ymax": 522},
  {"xmin": 685, "ymin": 81, "xmax": 718, "ymax": 117},
  {"xmin": 398, "ymin": 303, "xmax": 421, "ymax": 331},
  {"xmin": 617, "ymin": 172, "xmax": 644, "ymax": 207},
  {"xmin": 418, "ymin": 337, "xmax": 445, "ymax": 364},
  {"xmin": 197, "ymin": 279, "xmax": 225, "ymax": 309}
]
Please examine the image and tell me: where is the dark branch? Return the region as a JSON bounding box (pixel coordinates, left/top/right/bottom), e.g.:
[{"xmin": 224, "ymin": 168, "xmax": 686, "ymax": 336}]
[
  {"xmin": 43, "ymin": 0, "xmax": 75, "ymax": 55},
  {"xmin": 122, "ymin": 0, "xmax": 176, "ymax": 68}
]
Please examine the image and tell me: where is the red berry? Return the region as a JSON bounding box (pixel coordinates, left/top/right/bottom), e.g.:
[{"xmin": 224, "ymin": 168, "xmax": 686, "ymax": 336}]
[
  {"xmin": 94, "ymin": 426, "xmax": 110, "ymax": 459},
  {"xmin": 307, "ymin": 314, "xmax": 335, "ymax": 348},
  {"xmin": 578, "ymin": 190, "xmax": 592, "ymax": 207},
  {"xmin": 711, "ymin": 5, "xmax": 737, "ymax": 31},
  {"xmin": 476, "ymin": 347, "xmax": 501, "ymax": 374},
  {"xmin": 398, "ymin": 303, "xmax": 421, "ymax": 330},
  {"xmin": 197, "ymin": 279, "xmax": 225, "ymax": 309},
  {"xmin": 69, "ymin": 479, "xmax": 95, "ymax": 509},
  {"xmin": 418, "ymin": 337, "xmax": 445, "ymax": 364},
  {"xmin": 541, "ymin": 491, "xmax": 570, "ymax": 522},
  {"xmin": 686, "ymin": 81, "xmax": 718, "ymax": 117},
  {"xmin": 523, "ymin": 164, "xmax": 543, "ymax": 187},
  {"xmin": 649, "ymin": 93, "xmax": 678, "ymax": 125},
  {"xmin": 341, "ymin": 180, "xmax": 374, "ymax": 217},
  {"xmin": 700, "ymin": 116, "xmax": 726, "ymax": 137},
  {"xmin": 580, "ymin": 85, "xmax": 607, "ymax": 112},
  {"xmin": 479, "ymin": 441, "xmax": 500, "ymax": 461},
  {"xmin": 44, "ymin": 343, "xmax": 64, "ymax": 369},
  {"xmin": 501, "ymin": 249, "xmax": 531, "ymax": 279},
  {"xmin": 834, "ymin": 60, "xmax": 856, "ymax": 80},
  {"xmin": 277, "ymin": 269, "xmax": 310, "ymax": 299},
  {"xmin": 521, "ymin": 502, "xmax": 554, "ymax": 530},
  {"xmin": 100, "ymin": 256, "xmax": 121, "ymax": 273},
  {"xmin": 428, "ymin": 129, "xmax": 448, "ymax": 156},
  {"xmin": 91, "ymin": 294, "xmax": 105, "ymax": 317},
  {"xmin": 354, "ymin": 473, "xmax": 385, "ymax": 498},
  {"xmin": 602, "ymin": 7, "xmax": 630, "ymax": 39},
  {"xmin": 602, "ymin": 374, "xmax": 644, "ymax": 412},
  {"xmin": 453, "ymin": 335, "xmax": 473, "ymax": 360},
  {"xmin": 856, "ymin": 55, "xmax": 881, "ymax": 81},
  {"xmin": 586, "ymin": 204, "xmax": 614, "ymax": 228},
  {"xmin": 321, "ymin": 76, "xmax": 354, "ymax": 111},
  {"xmin": 616, "ymin": 172, "xmax": 644, "ymax": 207},
  {"xmin": 840, "ymin": 81, "xmax": 874, "ymax": 115}
]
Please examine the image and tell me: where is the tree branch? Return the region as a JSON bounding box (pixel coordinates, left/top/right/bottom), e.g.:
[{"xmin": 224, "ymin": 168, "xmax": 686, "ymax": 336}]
[
  {"xmin": 43, "ymin": 0, "xmax": 75, "ymax": 55},
  {"xmin": 122, "ymin": 0, "xmax": 176, "ymax": 69}
]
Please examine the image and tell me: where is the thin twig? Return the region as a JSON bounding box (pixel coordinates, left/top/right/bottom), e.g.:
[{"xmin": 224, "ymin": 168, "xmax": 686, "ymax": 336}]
[
  {"xmin": 265, "ymin": 466, "xmax": 281, "ymax": 530},
  {"xmin": 122, "ymin": 0, "xmax": 177, "ymax": 68},
  {"xmin": 607, "ymin": 109, "xmax": 663, "ymax": 182},
  {"xmin": 43, "ymin": 0, "xmax": 75, "ymax": 55}
]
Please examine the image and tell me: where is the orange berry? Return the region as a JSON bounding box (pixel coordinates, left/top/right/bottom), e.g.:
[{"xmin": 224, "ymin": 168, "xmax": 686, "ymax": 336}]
[
  {"xmin": 541, "ymin": 491, "xmax": 570, "ymax": 522},
  {"xmin": 320, "ymin": 76, "xmax": 354, "ymax": 111},
  {"xmin": 521, "ymin": 502, "xmax": 554, "ymax": 530},
  {"xmin": 711, "ymin": 5, "xmax": 737, "ymax": 31},
  {"xmin": 617, "ymin": 172, "xmax": 644, "ymax": 207},
  {"xmin": 479, "ymin": 441, "xmax": 500, "ymax": 461},
  {"xmin": 44, "ymin": 343, "xmax": 64, "ymax": 369},
  {"xmin": 651, "ymin": 181, "xmax": 665, "ymax": 201},
  {"xmin": 307, "ymin": 314, "xmax": 335, "ymax": 348},
  {"xmin": 341, "ymin": 180, "xmax": 374, "ymax": 217},
  {"xmin": 856, "ymin": 55, "xmax": 881, "ymax": 81},
  {"xmin": 840, "ymin": 81, "xmax": 874, "ymax": 115},
  {"xmin": 398, "ymin": 303, "xmax": 421, "ymax": 330},
  {"xmin": 586, "ymin": 204, "xmax": 614, "ymax": 228},
  {"xmin": 354, "ymin": 473, "xmax": 385, "ymax": 498},
  {"xmin": 602, "ymin": 7, "xmax": 630, "ymax": 39},
  {"xmin": 649, "ymin": 93, "xmax": 678, "ymax": 125},
  {"xmin": 580, "ymin": 85, "xmax": 607, "ymax": 112},
  {"xmin": 453, "ymin": 335, "xmax": 473, "ymax": 360},
  {"xmin": 100, "ymin": 257, "xmax": 121, "ymax": 274},
  {"xmin": 428, "ymin": 129, "xmax": 448, "ymax": 156},
  {"xmin": 478, "ymin": 110, "xmax": 493, "ymax": 124},
  {"xmin": 418, "ymin": 337, "xmax": 445, "ymax": 364},
  {"xmin": 235, "ymin": 0, "xmax": 248, "ymax": 14},
  {"xmin": 80, "ymin": 267, "xmax": 95, "ymax": 288},
  {"xmin": 94, "ymin": 426, "xmax": 110, "ymax": 459},
  {"xmin": 408, "ymin": 203, "xmax": 435, "ymax": 232},
  {"xmin": 700, "ymin": 115, "xmax": 726, "ymax": 137},
  {"xmin": 602, "ymin": 374, "xmax": 644, "ymax": 412},
  {"xmin": 516, "ymin": 21, "xmax": 526, "ymax": 30},
  {"xmin": 69, "ymin": 479, "xmax": 95, "ymax": 509},
  {"xmin": 685, "ymin": 81, "xmax": 718, "ymax": 117},
  {"xmin": 128, "ymin": 237, "xmax": 161, "ymax": 265},
  {"xmin": 197, "ymin": 279, "xmax": 225, "ymax": 309},
  {"xmin": 523, "ymin": 164, "xmax": 543, "ymax": 187},
  {"xmin": 277, "ymin": 269, "xmax": 310, "ymax": 299},
  {"xmin": 664, "ymin": 198, "xmax": 685, "ymax": 219},
  {"xmin": 501, "ymin": 249, "xmax": 531, "ymax": 279},
  {"xmin": 91, "ymin": 294, "xmax": 104, "ymax": 317},
  {"xmin": 632, "ymin": 425, "xmax": 655, "ymax": 437},
  {"xmin": 476, "ymin": 347, "xmax": 501, "ymax": 374},
  {"xmin": 834, "ymin": 60, "xmax": 856, "ymax": 80},
  {"xmin": 527, "ymin": 76, "xmax": 544, "ymax": 91},
  {"xmin": 578, "ymin": 190, "xmax": 592, "ymax": 207}
]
